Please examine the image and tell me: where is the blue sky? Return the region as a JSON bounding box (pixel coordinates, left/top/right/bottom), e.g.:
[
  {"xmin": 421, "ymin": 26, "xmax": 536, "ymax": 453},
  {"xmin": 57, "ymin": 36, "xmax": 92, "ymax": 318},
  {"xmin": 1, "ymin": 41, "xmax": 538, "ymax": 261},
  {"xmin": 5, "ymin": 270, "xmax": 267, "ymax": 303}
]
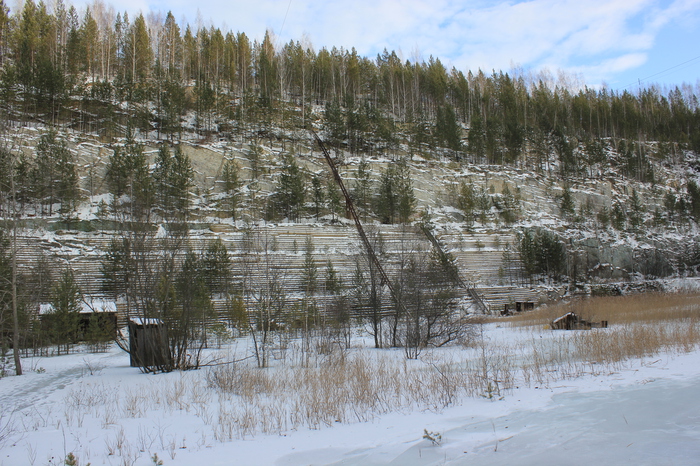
[{"xmin": 67, "ymin": 0, "xmax": 700, "ymax": 91}]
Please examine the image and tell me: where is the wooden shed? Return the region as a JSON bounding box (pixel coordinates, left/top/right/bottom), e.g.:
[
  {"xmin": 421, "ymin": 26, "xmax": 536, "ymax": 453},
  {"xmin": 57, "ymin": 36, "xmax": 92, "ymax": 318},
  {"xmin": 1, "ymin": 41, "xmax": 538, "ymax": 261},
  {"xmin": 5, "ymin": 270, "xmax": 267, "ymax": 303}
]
[
  {"xmin": 501, "ymin": 301, "xmax": 536, "ymax": 316},
  {"xmin": 551, "ymin": 312, "xmax": 608, "ymax": 330},
  {"xmin": 551, "ymin": 312, "xmax": 587, "ymax": 330},
  {"xmin": 38, "ymin": 300, "xmax": 118, "ymax": 340},
  {"xmin": 128, "ymin": 318, "xmax": 172, "ymax": 370}
]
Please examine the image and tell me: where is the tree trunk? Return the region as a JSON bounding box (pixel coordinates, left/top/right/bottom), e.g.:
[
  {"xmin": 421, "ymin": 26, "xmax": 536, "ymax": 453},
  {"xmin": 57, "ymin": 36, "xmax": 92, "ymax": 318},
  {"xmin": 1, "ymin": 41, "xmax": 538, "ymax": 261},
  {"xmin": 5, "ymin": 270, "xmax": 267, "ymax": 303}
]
[{"xmin": 10, "ymin": 167, "xmax": 22, "ymax": 375}]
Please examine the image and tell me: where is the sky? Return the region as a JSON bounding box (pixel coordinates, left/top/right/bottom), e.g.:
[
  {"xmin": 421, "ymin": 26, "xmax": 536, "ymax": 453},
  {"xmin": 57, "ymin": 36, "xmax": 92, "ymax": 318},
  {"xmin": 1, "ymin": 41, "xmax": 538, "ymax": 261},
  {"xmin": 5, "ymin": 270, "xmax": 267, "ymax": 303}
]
[{"xmin": 64, "ymin": 0, "xmax": 700, "ymax": 91}]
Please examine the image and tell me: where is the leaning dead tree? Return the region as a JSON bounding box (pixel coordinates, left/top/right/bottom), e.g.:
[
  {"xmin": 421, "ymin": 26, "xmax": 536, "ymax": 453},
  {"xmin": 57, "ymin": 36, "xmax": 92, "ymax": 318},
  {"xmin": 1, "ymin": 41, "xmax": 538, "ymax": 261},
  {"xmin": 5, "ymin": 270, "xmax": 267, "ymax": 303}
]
[
  {"xmin": 420, "ymin": 224, "xmax": 489, "ymax": 313},
  {"xmin": 310, "ymin": 129, "xmax": 407, "ymax": 320}
]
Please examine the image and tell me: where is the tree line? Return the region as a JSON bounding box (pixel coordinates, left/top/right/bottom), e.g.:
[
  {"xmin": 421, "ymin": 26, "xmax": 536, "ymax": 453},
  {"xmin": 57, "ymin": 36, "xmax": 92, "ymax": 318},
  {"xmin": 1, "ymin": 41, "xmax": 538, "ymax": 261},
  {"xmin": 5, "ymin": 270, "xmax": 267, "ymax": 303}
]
[{"xmin": 0, "ymin": 0, "xmax": 697, "ymax": 169}]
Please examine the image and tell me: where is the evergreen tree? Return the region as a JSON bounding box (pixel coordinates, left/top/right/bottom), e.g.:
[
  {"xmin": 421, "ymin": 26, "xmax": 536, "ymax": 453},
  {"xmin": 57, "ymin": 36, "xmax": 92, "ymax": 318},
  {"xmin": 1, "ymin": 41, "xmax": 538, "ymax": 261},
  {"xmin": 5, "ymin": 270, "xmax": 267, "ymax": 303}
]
[
  {"xmin": 246, "ymin": 141, "xmax": 263, "ymax": 180},
  {"xmin": 124, "ymin": 13, "xmax": 152, "ymax": 86},
  {"xmin": 153, "ymin": 144, "xmax": 174, "ymax": 213},
  {"xmin": 376, "ymin": 164, "xmax": 397, "ymax": 224},
  {"xmin": 174, "ymin": 250, "xmax": 213, "ymax": 359},
  {"xmin": 395, "ymin": 159, "xmax": 416, "ymax": 223},
  {"xmin": 435, "ymin": 104, "xmax": 462, "ymax": 152},
  {"xmin": 687, "ymin": 180, "xmax": 700, "ymax": 221},
  {"xmin": 352, "ymin": 156, "xmax": 372, "ymax": 218},
  {"xmin": 628, "ymin": 189, "xmax": 644, "ymax": 230},
  {"xmin": 375, "ymin": 158, "xmax": 414, "ymax": 224},
  {"xmin": 457, "ymin": 181, "xmax": 477, "ymax": 224},
  {"xmin": 221, "ymin": 157, "xmax": 242, "ymax": 220},
  {"xmin": 106, "ymin": 137, "xmax": 151, "ymax": 217},
  {"xmin": 101, "ymin": 237, "xmax": 133, "ymax": 303},
  {"xmin": 0, "ymin": 230, "xmax": 11, "ymax": 348},
  {"xmin": 324, "ymin": 259, "xmax": 341, "ymax": 294},
  {"xmin": 467, "ymin": 115, "xmax": 486, "ymax": 161},
  {"xmin": 32, "ymin": 131, "xmax": 78, "ymax": 216},
  {"xmin": 302, "ymin": 236, "xmax": 317, "ymax": 296},
  {"xmin": 49, "ymin": 268, "xmax": 82, "ymax": 353},
  {"xmin": 202, "ymin": 237, "xmax": 231, "ymax": 295},
  {"xmin": 153, "ymin": 144, "xmax": 193, "ymax": 222},
  {"xmin": 324, "ymin": 99, "xmax": 346, "ymax": 146},
  {"xmin": 612, "ymin": 202, "xmax": 626, "ymax": 230},
  {"xmin": 559, "ymin": 185, "xmax": 575, "ymax": 219},
  {"xmin": 326, "ymin": 178, "xmax": 343, "ymax": 222},
  {"xmin": 273, "ymin": 153, "xmax": 306, "ymax": 221},
  {"xmin": 518, "ymin": 229, "xmax": 565, "ymax": 281},
  {"xmin": 498, "ymin": 183, "xmax": 520, "ymax": 225},
  {"xmin": 311, "ymin": 175, "xmax": 325, "ymax": 220}
]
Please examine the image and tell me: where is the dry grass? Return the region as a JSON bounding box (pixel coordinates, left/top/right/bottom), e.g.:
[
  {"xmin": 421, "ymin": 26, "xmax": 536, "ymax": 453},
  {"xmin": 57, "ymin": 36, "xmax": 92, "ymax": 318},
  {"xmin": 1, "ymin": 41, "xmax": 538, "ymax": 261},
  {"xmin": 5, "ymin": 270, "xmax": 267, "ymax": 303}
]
[
  {"xmin": 205, "ymin": 349, "xmax": 476, "ymax": 439},
  {"xmin": 17, "ymin": 293, "xmax": 700, "ymax": 463},
  {"xmin": 502, "ymin": 292, "xmax": 700, "ymax": 385},
  {"xmin": 506, "ymin": 292, "xmax": 700, "ymax": 327}
]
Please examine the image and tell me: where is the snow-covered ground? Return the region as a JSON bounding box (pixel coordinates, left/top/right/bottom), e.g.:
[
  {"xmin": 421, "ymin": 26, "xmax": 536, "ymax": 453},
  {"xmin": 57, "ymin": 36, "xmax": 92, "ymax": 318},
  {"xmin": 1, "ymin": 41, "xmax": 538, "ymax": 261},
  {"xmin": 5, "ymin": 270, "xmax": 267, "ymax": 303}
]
[{"xmin": 1, "ymin": 324, "xmax": 699, "ymax": 466}]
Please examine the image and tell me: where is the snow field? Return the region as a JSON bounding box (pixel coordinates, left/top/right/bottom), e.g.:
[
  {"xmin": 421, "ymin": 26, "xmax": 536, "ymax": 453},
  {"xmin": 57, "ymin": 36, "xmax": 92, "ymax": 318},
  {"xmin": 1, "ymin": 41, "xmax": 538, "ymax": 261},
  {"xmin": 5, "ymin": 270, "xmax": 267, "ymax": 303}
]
[{"xmin": 1, "ymin": 308, "xmax": 699, "ymax": 465}]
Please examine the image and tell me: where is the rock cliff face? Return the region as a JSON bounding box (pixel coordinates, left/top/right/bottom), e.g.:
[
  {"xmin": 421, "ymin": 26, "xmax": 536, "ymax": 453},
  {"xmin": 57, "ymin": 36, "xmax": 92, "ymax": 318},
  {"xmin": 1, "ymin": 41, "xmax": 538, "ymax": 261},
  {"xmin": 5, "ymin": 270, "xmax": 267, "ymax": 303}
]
[{"xmin": 7, "ymin": 126, "xmax": 700, "ymax": 316}]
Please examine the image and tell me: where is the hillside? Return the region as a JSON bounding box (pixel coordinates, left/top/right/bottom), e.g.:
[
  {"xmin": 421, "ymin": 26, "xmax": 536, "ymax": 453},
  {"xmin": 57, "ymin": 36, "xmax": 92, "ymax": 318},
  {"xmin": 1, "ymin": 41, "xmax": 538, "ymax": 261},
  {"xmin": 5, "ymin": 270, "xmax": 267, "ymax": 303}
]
[
  {"xmin": 4, "ymin": 118, "xmax": 699, "ymax": 318},
  {"xmin": 0, "ymin": 0, "xmax": 699, "ymax": 365}
]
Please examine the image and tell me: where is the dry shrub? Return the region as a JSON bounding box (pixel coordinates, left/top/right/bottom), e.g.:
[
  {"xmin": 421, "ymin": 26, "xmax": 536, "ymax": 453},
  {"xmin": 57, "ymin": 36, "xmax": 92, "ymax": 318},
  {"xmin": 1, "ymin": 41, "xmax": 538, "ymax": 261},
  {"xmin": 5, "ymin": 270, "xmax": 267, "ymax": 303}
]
[
  {"xmin": 204, "ymin": 350, "xmax": 476, "ymax": 439},
  {"xmin": 506, "ymin": 292, "xmax": 700, "ymax": 327},
  {"xmin": 502, "ymin": 293, "xmax": 700, "ymax": 386}
]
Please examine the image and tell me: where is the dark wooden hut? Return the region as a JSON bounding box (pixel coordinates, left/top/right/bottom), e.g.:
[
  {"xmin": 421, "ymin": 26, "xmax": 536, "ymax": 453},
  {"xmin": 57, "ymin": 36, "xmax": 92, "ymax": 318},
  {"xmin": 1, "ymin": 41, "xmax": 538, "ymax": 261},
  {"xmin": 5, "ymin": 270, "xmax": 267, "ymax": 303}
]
[
  {"xmin": 502, "ymin": 301, "xmax": 536, "ymax": 316},
  {"xmin": 551, "ymin": 312, "xmax": 608, "ymax": 330},
  {"xmin": 128, "ymin": 318, "xmax": 172, "ymax": 370}
]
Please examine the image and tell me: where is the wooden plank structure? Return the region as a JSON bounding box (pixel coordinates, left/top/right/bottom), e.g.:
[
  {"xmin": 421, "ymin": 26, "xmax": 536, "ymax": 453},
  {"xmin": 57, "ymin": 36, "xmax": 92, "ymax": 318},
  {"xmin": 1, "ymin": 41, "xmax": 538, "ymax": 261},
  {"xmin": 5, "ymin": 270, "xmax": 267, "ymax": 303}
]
[
  {"xmin": 551, "ymin": 312, "xmax": 608, "ymax": 330},
  {"xmin": 128, "ymin": 318, "xmax": 172, "ymax": 369},
  {"xmin": 501, "ymin": 301, "xmax": 535, "ymax": 316}
]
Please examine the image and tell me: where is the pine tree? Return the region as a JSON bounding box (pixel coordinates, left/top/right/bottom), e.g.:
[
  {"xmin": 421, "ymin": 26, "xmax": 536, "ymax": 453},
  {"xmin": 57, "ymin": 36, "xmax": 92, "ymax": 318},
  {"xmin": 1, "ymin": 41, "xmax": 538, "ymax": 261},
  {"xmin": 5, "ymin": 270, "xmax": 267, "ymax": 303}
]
[
  {"xmin": 375, "ymin": 158, "xmax": 415, "ymax": 224},
  {"xmin": 49, "ymin": 268, "xmax": 82, "ymax": 353},
  {"xmin": 559, "ymin": 185, "xmax": 575, "ymax": 219},
  {"xmin": 202, "ymin": 238, "xmax": 231, "ymax": 295},
  {"xmin": 311, "ymin": 175, "xmax": 325, "ymax": 220},
  {"xmin": 246, "ymin": 141, "xmax": 263, "ymax": 180},
  {"xmin": 687, "ymin": 180, "xmax": 700, "ymax": 221},
  {"xmin": 32, "ymin": 131, "xmax": 78, "ymax": 216},
  {"xmin": 376, "ymin": 164, "xmax": 397, "ymax": 224},
  {"xmin": 101, "ymin": 237, "xmax": 133, "ymax": 302},
  {"xmin": 257, "ymin": 30, "xmax": 278, "ymax": 108},
  {"xmin": 153, "ymin": 144, "xmax": 193, "ymax": 222},
  {"xmin": 324, "ymin": 260, "xmax": 341, "ymax": 294},
  {"xmin": 498, "ymin": 184, "xmax": 520, "ymax": 225},
  {"xmin": 628, "ymin": 189, "xmax": 644, "ymax": 230},
  {"xmin": 326, "ymin": 178, "xmax": 343, "ymax": 222},
  {"xmin": 221, "ymin": 157, "xmax": 242, "ymax": 220},
  {"xmin": 0, "ymin": 230, "xmax": 12, "ymax": 348},
  {"xmin": 352, "ymin": 156, "xmax": 372, "ymax": 218},
  {"xmin": 125, "ymin": 13, "xmax": 152, "ymax": 86},
  {"xmin": 274, "ymin": 153, "xmax": 306, "ymax": 221},
  {"xmin": 153, "ymin": 144, "xmax": 174, "ymax": 213},
  {"xmin": 435, "ymin": 104, "xmax": 462, "ymax": 152},
  {"xmin": 612, "ymin": 202, "xmax": 626, "ymax": 230},
  {"xmin": 457, "ymin": 181, "xmax": 476, "ymax": 224},
  {"xmin": 302, "ymin": 236, "xmax": 317, "ymax": 296},
  {"xmin": 82, "ymin": 8, "xmax": 99, "ymax": 80},
  {"xmin": 467, "ymin": 115, "xmax": 486, "ymax": 161},
  {"xmin": 395, "ymin": 159, "xmax": 416, "ymax": 224},
  {"xmin": 518, "ymin": 229, "xmax": 565, "ymax": 281}
]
